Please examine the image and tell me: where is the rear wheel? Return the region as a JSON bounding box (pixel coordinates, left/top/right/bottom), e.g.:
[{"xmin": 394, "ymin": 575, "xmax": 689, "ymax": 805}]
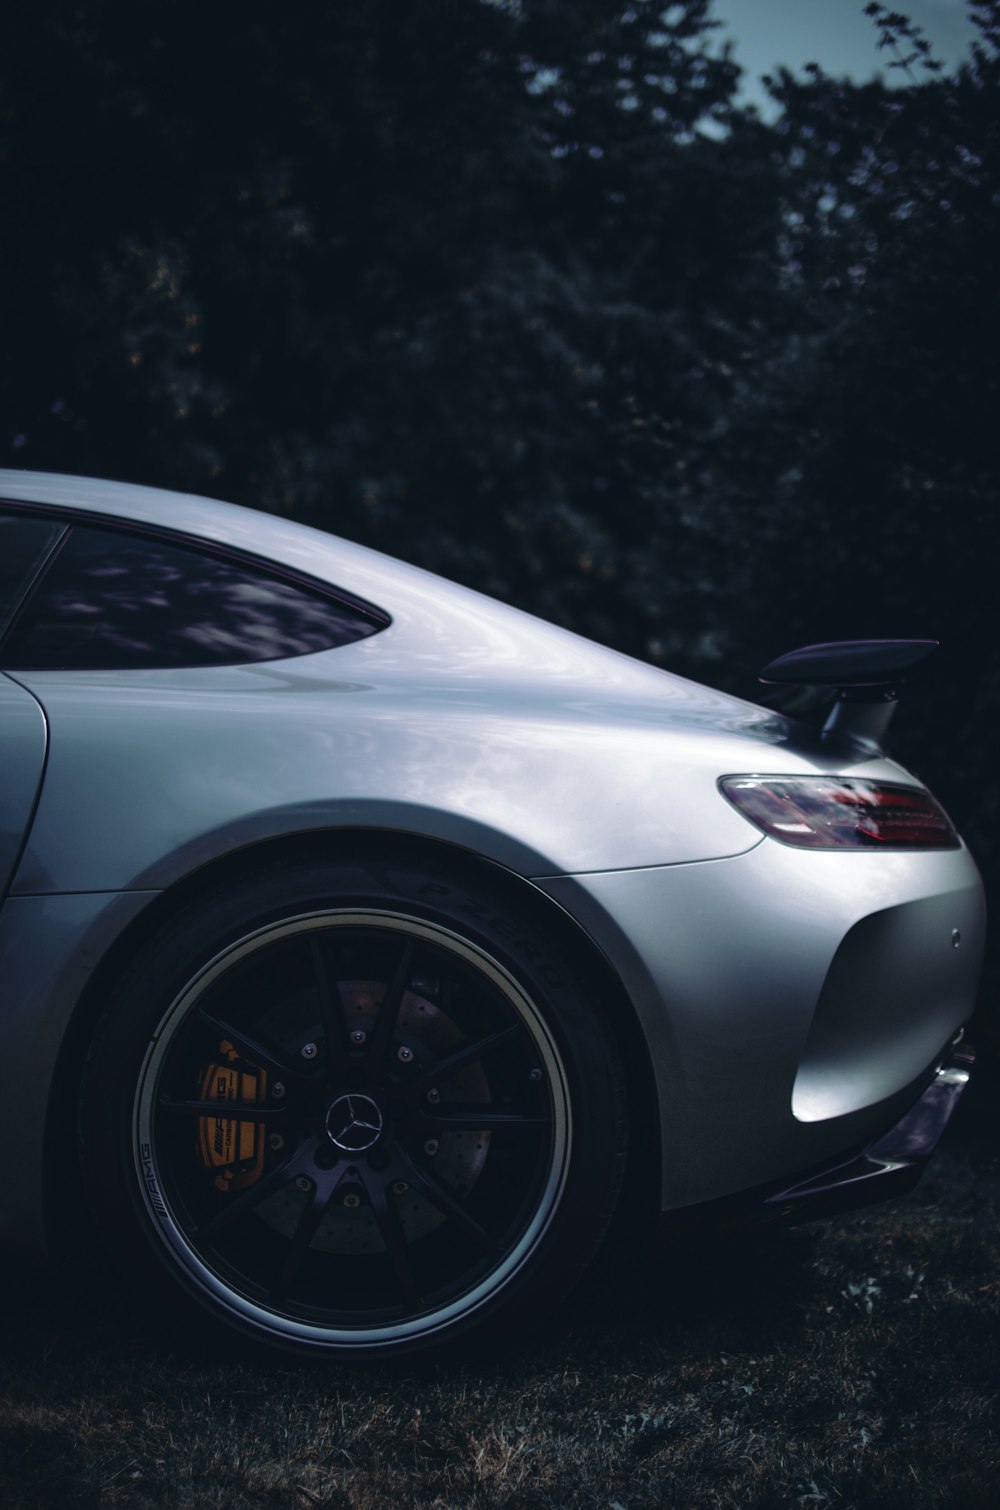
[{"xmin": 80, "ymin": 856, "xmax": 627, "ymax": 1358}]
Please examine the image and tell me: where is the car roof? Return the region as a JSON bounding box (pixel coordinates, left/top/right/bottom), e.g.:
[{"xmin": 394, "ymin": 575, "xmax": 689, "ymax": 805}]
[{"xmin": 0, "ymin": 468, "xmax": 441, "ymax": 609}]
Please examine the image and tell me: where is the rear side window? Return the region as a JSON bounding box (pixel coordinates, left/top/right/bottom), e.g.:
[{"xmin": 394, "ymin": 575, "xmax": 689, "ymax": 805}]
[
  {"xmin": 0, "ymin": 512, "xmax": 65, "ymax": 639},
  {"xmin": 1, "ymin": 523, "xmax": 386, "ymax": 670}
]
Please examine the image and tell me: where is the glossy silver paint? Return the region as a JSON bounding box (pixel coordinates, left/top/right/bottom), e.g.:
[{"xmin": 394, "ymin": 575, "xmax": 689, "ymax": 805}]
[
  {"xmin": 0, "ymin": 470, "xmax": 987, "ymax": 1260},
  {"xmin": 540, "ymin": 845, "xmax": 983, "ymax": 1208}
]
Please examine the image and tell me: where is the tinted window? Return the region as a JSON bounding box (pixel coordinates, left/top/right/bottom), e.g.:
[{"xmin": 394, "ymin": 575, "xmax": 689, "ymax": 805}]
[
  {"xmin": 2, "ymin": 524, "xmax": 385, "ymax": 670},
  {"xmin": 0, "ymin": 511, "xmax": 65, "ymax": 639}
]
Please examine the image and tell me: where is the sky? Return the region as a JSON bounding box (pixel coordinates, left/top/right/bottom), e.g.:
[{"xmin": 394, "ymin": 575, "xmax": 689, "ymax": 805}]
[{"xmin": 710, "ymin": 0, "xmax": 978, "ymax": 112}]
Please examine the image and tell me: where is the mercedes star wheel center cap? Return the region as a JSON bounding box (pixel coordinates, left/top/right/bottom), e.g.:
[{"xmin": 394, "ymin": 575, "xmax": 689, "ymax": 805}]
[{"xmin": 325, "ymin": 1093, "xmax": 384, "ymax": 1153}]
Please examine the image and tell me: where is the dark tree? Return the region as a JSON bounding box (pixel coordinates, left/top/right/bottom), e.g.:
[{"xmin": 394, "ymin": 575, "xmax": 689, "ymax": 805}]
[{"xmin": 0, "ymin": 0, "xmax": 785, "ymax": 658}]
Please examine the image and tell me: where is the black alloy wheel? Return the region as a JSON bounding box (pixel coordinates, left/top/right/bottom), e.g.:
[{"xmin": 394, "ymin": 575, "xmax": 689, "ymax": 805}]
[{"xmin": 80, "ymin": 857, "xmax": 627, "ymax": 1358}]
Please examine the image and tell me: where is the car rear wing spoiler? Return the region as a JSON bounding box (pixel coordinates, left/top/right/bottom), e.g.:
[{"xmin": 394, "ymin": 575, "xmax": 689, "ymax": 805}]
[{"xmin": 759, "ymin": 639, "xmax": 939, "ymax": 753}]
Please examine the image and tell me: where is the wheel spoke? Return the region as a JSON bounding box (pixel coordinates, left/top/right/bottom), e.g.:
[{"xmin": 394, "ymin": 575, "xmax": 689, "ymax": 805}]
[
  {"xmin": 194, "ymin": 1139, "xmax": 313, "ymax": 1238},
  {"xmin": 406, "ymin": 1024, "xmax": 521, "ymax": 1099},
  {"xmin": 366, "ymin": 937, "xmax": 415, "ymax": 1074},
  {"xmin": 364, "ymin": 1174, "xmax": 421, "ymax": 1311},
  {"xmin": 270, "ymin": 1172, "xmax": 346, "ymax": 1302},
  {"xmin": 158, "ymin": 1096, "xmax": 289, "ymax": 1125},
  {"xmin": 196, "ymin": 1007, "xmax": 300, "ymax": 1081},
  {"xmin": 307, "ymin": 935, "xmax": 349, "ymax": 1077},
  {"xmin": 423, "ymin": 1109, "xmax": 548, "ymax": 1133},
  {"xmin": 393, "ymin": 1146, "xmax": 503, "ymax": 1254}
]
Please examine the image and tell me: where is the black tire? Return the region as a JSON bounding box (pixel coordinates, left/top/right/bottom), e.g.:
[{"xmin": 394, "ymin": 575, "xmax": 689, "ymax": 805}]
[{"xmin": 80, "ymin": 854, "xmax": 627, "ymax": 1359}]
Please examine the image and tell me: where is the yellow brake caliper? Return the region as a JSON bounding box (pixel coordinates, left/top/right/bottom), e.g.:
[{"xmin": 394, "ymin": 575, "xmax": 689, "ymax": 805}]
[{"xmin": 196, "ymin": 1040, "xmax": 268, "ymax": 1193}]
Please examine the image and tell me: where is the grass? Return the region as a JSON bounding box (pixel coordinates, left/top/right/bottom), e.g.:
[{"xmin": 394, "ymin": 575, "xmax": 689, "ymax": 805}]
[{"xmin": 1, "ymin": 1061, "xmax": 998, "ymax": 1509}]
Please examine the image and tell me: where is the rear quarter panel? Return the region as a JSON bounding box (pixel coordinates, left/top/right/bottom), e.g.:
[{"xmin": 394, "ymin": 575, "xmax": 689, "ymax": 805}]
[{"xmin": 9, "ymin": 650, "xmax": 788, "ymax": 892}]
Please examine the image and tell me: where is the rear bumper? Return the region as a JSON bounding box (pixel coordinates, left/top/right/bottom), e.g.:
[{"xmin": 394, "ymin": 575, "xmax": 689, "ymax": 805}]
[
  {"xmin": 538, "ymin": 842, "xmax": 984, "ymax": 1211},
  {"xmin": 663, "ymin": 1041, "xmax": 974, "ymax": 1237}
]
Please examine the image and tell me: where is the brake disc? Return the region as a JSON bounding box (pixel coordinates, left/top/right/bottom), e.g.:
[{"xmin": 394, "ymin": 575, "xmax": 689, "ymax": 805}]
[{"xmin": 197, "ymin": 980, "xmax": 492, "ymax": 1254}]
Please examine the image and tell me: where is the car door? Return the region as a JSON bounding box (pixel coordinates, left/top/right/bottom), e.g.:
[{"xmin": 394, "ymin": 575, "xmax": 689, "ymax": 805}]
[
  {"xmin": 0, "ymin": 672, "xmax": 47, "ymax": 904},
  {"xmin": 0, "ymin": 509, "xmax": 63, "ymax": 904}
]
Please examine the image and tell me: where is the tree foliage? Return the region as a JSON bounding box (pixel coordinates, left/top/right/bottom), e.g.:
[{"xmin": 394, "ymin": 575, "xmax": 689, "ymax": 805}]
[{"xmin": 1, "ymin": 1, "xmax": 786, "ymax": 652}]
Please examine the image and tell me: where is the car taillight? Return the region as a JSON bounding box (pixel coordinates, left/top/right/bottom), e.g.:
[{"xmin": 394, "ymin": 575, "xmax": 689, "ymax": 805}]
[{"xmin": 719, "ymin": 776, "xmax": 960, "ymax": 850}]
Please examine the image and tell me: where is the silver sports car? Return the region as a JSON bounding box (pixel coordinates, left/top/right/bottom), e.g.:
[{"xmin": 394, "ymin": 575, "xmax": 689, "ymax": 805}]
[{"xmin": 0, "ymin": 470, "xmax": 985, "ymax": 1359}]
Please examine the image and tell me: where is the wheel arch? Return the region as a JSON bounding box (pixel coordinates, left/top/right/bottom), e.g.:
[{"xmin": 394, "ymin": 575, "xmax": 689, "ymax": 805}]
[{"xmin": 49, "ymin": 825, "xmax": 662, "ymax": 1256}]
